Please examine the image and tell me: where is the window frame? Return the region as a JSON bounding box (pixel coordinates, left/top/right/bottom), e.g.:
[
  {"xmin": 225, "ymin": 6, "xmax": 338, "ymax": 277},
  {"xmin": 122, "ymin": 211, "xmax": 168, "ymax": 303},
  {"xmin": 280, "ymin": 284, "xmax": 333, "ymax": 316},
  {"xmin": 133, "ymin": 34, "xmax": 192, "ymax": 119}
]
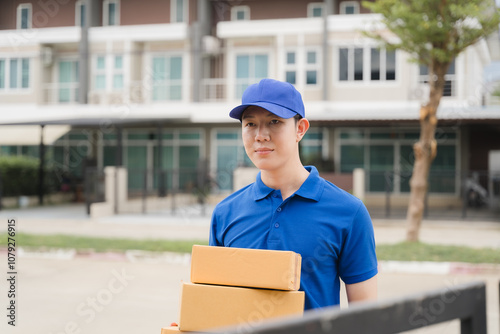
[
  {"xmin": 0, "ymin": 57, "xmax": 30, "ymax": 92},
  {"xmin": 0, "ymin": 59, "xmax": 5, "ymax": 89},
  {"xmin": 305, "ymin": 48, "xmax": 321, "ymax": 86},
  {"xmin": 75, "ymin": 0, "xmax": 85, "ymax": 27},
  {"xmin": 103, "ymin": 0, "xmax": 120, "ymax": 26},
  {"xmin": 231, "ymin": 5, "xmax": 250, "ymax": 21},
  {"xmin": 17, "ymin": 3, "xmax": 32, "ymax": 30},
  {"xmin": 112, "ymin": 55, "xmax": 124, "ymax": 91},
  {"xmin": 55, "ymin": 58, "xmax": 80, "ymax": 103},
  {"xmin": 337, "ymin": 45, "xmax": 397, "ymax": 84},
  {"xmin": 284, "ymin": 49, "xmax": 297, "ymax": 85},
  {"xmin": 418, "ymin": 59, "xmax": 456, "ymax": 97},
  {"xmin": 370, "ymin": 47, "xmax": 397, "ymax": 82},
  {"xmin": 93, "ymin": 55, "xmax": 107, "ymax": 91},
  {"xmin": 171, "ymin": 0, "xmax": 189, "ymax": 23},
  {"xmin": 234, "ymin": 53, "xmax": 269, "ymax": 99},
  {"xmin": 335, "ymin": 127, "xmax": 460, "ymax": 194},
  {"xmin": 211, "ymin": 128, "xmax": 251, "ymax": 192},
  {"xmin": 307, "ymin": 3, "xmax": 324, "ymax": 18},
  {"xmin": 338, "ymin": 46, "xmax": 364, "ymax": 82},
  {"xmin": 339, "ymin": 1, "xmax": 360, "ymax": 15},
  {"xmin": 150, "ymin": 53, "xmax": 184, "ymax": 102}
]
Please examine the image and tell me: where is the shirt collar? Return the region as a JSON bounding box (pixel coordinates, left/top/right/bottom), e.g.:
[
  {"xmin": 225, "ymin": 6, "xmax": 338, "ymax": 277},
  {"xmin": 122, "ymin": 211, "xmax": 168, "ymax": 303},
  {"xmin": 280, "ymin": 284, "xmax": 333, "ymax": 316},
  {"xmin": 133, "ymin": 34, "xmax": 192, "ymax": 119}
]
[
  {"xmin": 253, "ymin": 171, "xmax": 275, "ymax": 201},
  {"xmin": 252, "ymin": 166, "xmax": 324, "ymax": 202}
]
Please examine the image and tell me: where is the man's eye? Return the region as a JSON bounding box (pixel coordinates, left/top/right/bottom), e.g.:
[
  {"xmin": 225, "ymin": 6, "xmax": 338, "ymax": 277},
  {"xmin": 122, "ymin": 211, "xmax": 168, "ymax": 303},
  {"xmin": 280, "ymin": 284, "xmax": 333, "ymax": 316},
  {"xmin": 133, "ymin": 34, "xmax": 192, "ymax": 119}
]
[{"xmin": 270, "ymin": 119, "xmax": 280, "ymax": 125}]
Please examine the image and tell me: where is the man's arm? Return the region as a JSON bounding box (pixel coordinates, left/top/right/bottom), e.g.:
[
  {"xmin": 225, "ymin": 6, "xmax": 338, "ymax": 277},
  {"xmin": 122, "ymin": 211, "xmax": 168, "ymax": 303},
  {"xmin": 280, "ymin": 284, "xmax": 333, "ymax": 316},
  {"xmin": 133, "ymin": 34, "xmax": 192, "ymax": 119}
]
[{"xmin": 345, "ymin": 275, "xmax": 378, "ymax": 303}]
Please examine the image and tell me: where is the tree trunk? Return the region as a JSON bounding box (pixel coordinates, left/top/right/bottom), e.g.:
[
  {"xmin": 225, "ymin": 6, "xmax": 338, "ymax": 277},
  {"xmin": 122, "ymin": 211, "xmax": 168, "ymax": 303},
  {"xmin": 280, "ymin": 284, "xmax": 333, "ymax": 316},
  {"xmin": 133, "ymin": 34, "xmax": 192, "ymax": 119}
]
[{"xmin": 406, "ymin": 63, "xmax": 448, "ymax": 242}]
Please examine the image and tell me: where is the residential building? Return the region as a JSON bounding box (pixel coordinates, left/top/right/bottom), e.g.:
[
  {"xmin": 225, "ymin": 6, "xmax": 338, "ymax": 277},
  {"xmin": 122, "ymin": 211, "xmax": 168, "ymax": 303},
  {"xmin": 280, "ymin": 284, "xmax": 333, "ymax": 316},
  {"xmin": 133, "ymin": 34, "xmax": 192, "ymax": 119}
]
[{"xmin": 0, "ymin": 0, "xmax": 499, "ymax": 209}]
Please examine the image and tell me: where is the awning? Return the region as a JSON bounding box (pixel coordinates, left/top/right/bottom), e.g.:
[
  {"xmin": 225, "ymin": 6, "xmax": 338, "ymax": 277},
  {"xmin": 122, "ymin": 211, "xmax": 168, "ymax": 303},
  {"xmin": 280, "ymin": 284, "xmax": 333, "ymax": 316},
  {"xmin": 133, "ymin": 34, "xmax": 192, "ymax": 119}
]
[{"xmin": 0, "ymin": 125, "xmax": 70, "ymax": 145}]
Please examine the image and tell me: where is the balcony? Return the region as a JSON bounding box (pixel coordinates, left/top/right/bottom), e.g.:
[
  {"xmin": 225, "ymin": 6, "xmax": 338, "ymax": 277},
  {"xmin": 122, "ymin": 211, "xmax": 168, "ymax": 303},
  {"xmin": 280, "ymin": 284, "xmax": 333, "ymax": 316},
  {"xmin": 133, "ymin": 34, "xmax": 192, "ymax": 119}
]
[
  {"xmin": 200, "ymin": 78, "xmax": 227, "ymax": 102},
  {"xmin": 216, "ymin": 14, "xmax": 383, "ymax": 39},
  {"xmin": 43, "ymin": 83, "xmax": 80, "ymax": 104}
]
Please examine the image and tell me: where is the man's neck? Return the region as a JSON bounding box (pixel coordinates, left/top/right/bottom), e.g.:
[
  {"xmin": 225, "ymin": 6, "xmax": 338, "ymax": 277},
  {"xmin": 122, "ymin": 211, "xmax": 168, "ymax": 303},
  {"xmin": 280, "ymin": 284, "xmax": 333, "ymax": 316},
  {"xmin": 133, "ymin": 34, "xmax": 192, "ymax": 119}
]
[{"xmin": 260, "ymin": 163, "xmax": 310, "ymax": 200}]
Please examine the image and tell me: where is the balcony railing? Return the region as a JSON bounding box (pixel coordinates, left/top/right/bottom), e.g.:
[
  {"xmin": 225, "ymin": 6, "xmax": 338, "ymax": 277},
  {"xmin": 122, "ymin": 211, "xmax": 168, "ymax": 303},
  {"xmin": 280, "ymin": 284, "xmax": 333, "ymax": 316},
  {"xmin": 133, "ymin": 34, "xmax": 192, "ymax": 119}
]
[
  {"xmin": 200, "ymin": 78, "xmax": 227, "ymax": 102},
  {"xmin": 43, "ymin": 83, "xmax": 80, "ymax": 104}
]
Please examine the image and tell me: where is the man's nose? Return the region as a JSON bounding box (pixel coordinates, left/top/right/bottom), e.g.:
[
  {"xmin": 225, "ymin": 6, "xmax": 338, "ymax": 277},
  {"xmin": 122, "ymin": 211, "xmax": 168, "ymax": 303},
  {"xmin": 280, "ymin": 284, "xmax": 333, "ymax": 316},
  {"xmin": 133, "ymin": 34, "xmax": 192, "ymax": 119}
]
[{"xmin": 255, "ymin": 125, "xmax": 270, "ymax": 141}]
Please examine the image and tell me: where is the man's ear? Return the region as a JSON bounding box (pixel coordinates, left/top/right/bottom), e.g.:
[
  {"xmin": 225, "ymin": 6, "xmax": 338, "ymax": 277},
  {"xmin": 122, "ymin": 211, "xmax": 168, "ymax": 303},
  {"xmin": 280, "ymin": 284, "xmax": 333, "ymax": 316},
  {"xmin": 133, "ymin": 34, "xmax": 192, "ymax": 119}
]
[{"xmin": 296, "ymin": 118, "xmax": 310, "ymax": 142}]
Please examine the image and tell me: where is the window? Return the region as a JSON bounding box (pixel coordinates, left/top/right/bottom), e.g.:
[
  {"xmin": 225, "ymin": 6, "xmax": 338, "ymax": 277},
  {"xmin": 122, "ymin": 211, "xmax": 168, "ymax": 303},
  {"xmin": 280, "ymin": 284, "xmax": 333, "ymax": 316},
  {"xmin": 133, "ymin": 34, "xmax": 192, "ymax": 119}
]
[
  {"xmin": 235, "ymin": 54, "xmax": 268, "ymax": 98},
  {"xmin": 338, "ymin": 128, "xmax": 458, "ymax": 193},
  {"xmin": 103, "ymin": 0, "xmax": 120, "ymax": 26},
  {"xmin": 306, "ymin": 50, "xmax": 320, "ymax": 85},
  {"xmin": 339, "ymin": 47, "xmax": 396, "ymax": 82},
  {"xmin": 113, "ymin": 55, "xmax": 124, "ymax": 90},
  {"xmin": 285, "ymin": 51, "xmax": 296, "ymax": 85},
  {"xmin": 152, "ymin": 55, "xmax": 183, "ymax": 101},
  {"xmin": 76, "ymin": 1, "xmax": 85, "ymax": 27},
  {"xmin": 214, "ymin": 129, "xmax": 252, "ymax": 191},
  {"xmin": 94, "ymin": 56, "xmax": 106, "ymax": 90},
  {"xmin": 370, "ymin": 48, "xmax": 396, "ymax": 81},
  {"xmin": 419, "ymin": 59, "xmax": 456, "ymax": 97},
  {"xmin": 9, "ymin": 59, "xmax": 18, "ymax": 88},
  {"xmin": 172, "ymin": 0, "xmax": 189, "ymax": 23},
  {"xmin": 93, "ymin": 55, "xmax": 125, "ymax": 92},
  {"xmin": 300, "ymin": 128, "xmax": 325, "ymax": 165},
  {"xmin": 58, "ymin": 60, "xmax": 79, "ymax": 103},
  {"xmin": 0, "ymin": 60, "xmax": 4, "ymax": 89},
  {"xmin": 339, "ymin": 47, "xmax": 363, "ymax": 81},
  {"xmin": 120, "ymin": 129, "xmax": 203, "ymax": 192},
  {"xmin": 284, "ymin": 50, "xmax": 320, "ymax": 86},
  {"xmin": 0, "ymin": 58, "xmax": 30, "ymax": 90},
  {"xmin": 307, "ymin": 3, "xmax": 324, "ymax": 17},
  {"xmin": 340, "ymin": 1, "xmax": 360, "ymax": 14},
  {"xmin": 231, "ymin": 6, "xmax": 250, "ymax": 21},
  {"xmin": 17, "ymin": 4, "xmax": 32, "ymax": 29}
]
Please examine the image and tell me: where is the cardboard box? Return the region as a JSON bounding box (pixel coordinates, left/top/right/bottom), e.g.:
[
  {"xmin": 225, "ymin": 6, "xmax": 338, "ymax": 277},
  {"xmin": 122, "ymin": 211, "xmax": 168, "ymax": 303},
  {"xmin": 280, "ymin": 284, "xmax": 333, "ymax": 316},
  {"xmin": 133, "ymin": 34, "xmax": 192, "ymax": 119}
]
[
  {"xmin": 190, "ymin": 245, "xmax": 301, "ymax": 291},
  {"xmin": 178, "ymin": 282, "xmax": 304, "ymax": 332}
]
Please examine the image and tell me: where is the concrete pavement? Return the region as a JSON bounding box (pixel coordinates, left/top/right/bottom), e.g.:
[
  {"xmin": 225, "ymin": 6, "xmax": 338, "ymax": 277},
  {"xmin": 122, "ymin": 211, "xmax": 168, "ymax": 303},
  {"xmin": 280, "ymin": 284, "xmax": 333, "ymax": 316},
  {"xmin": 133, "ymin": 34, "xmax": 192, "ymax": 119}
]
[
  {"xmin": 0, "ymin": 256, "xmax": 498, "ymax": 334},
  {"xmin": 0, "ymin": 204, "xmax": 499, "ymax": 334}
]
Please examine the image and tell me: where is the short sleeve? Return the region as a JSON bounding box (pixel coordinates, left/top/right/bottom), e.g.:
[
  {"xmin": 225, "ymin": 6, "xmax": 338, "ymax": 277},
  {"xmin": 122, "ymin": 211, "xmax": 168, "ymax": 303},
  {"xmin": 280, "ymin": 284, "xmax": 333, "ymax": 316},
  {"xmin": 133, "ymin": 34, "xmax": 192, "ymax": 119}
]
[
  {"xmin": 209, "ymin": 209, "xmax": 221, "ymax": 246},
  {"xmin": 338, "ymin": 202, "xmax": 378, "ymax": 284}
]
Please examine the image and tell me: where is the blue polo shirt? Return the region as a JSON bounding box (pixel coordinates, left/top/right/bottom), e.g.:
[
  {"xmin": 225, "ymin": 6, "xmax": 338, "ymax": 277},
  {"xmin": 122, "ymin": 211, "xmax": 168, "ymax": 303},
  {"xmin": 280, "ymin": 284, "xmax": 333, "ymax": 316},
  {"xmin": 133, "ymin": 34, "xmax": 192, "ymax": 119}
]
[{"xmin": 209, "ymin": 166, "xmax": 378, "ymax": 310}]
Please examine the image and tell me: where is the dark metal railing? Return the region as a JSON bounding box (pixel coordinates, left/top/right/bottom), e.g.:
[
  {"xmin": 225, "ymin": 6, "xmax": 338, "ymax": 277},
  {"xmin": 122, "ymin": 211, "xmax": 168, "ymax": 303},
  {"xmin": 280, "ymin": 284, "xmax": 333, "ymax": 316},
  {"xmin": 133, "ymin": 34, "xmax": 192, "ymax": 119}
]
[
  {"xmin": 378, "ymin": 170, "xmax": 500, "ymax": 220},
  {"xmin": 219, "ymin": 281, "xmax": 487, "ymax": 334}
]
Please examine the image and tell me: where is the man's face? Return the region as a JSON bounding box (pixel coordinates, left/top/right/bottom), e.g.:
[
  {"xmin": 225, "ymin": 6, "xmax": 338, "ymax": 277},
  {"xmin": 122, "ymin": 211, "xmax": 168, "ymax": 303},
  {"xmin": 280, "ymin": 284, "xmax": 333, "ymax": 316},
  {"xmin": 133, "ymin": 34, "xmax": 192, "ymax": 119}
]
[{"xmin": 241, "ymin": 106, "xmax": 304, "ymax": 172}]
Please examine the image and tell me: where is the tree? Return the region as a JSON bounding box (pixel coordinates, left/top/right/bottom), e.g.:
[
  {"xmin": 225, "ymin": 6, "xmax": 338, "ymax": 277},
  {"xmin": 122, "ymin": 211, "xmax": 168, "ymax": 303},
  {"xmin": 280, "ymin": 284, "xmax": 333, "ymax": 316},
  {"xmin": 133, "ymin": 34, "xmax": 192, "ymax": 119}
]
[{"xmin": 363, "ymin": 0, "xmax": 500, "ymax": 241}]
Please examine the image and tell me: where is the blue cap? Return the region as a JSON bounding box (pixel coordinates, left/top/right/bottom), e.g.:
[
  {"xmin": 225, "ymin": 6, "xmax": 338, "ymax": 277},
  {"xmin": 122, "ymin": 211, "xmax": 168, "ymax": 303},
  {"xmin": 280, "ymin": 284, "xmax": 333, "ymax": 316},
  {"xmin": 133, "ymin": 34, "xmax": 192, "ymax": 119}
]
[{"xmin": 229, "ymin": 79, "xmax": 305, "ymax": 120}]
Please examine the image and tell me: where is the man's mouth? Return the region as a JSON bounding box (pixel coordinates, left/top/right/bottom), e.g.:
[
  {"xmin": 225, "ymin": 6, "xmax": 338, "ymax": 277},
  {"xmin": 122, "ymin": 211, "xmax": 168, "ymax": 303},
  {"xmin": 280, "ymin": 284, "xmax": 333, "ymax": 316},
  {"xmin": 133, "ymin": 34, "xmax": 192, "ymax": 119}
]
[{"xmin": 255, "ymin": 147, "xmax": 273, "ymax": 153}]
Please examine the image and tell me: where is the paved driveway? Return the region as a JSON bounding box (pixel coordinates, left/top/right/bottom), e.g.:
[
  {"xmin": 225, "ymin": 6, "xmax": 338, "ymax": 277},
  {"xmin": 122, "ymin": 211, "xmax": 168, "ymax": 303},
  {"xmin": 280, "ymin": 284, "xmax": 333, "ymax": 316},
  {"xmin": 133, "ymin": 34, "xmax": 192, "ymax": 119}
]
[{"xmin": 1, "ymin": 256, "xmax": 498, "ymax": 334}]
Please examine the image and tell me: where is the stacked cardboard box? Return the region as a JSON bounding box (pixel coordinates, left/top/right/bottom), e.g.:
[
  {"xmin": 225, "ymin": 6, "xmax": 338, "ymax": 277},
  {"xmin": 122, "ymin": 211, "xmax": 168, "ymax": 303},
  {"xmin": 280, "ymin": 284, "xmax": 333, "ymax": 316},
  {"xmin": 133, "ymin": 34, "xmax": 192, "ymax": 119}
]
[{"xmin": 161, "ymin": 245, "xmax": 304, "ymax": 333}]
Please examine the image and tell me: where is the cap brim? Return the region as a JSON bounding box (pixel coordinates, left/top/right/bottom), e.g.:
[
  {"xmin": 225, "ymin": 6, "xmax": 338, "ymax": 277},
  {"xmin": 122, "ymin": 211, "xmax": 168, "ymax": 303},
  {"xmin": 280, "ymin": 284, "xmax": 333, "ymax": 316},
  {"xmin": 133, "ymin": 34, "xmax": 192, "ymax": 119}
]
[{"xmin": 229, "ymin": 102, "xmax": 298, "ymax": 120}]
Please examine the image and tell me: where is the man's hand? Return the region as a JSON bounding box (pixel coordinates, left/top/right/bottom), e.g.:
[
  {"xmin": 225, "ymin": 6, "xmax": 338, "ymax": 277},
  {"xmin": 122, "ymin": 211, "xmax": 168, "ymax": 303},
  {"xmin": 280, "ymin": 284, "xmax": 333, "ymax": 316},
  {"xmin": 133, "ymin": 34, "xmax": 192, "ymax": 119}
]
[{"xmin": 345, "ymin": 275, "xmax": 378, "ymax": 303}]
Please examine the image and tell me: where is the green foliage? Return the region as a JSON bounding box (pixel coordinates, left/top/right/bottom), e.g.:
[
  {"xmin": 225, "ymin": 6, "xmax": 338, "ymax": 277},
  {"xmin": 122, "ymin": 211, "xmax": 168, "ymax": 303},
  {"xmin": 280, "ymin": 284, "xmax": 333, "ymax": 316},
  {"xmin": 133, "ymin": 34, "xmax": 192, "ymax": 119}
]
[
  {"xmin": 363, "ymin": 0, "xmax": 500, "ymax": 67},
  {"xmin": 3, "ymin": 232, "xmax": 499, "ymax": 264},
  {"xmin": 377, "ymin": 242, "xmax": 500, "ymax": 264},
  {"xmin": 0, "ymin": 156, "xmax": 40, "ymax": 197},
  {"xmin": 493, "ymin": 86, "xmax": 500, "ymax": 97},
  {"xmin": 1, "ymin": 232, "xmax": 208, "ymax": 253}
]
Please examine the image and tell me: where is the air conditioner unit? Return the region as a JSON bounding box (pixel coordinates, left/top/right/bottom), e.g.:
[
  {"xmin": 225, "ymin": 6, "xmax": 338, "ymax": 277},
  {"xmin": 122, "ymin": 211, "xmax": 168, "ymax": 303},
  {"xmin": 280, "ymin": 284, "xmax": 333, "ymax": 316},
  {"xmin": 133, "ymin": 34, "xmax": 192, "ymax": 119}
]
[{"xmin": 202, "ymin": 35, "xmax": 221, "ymax": 55}]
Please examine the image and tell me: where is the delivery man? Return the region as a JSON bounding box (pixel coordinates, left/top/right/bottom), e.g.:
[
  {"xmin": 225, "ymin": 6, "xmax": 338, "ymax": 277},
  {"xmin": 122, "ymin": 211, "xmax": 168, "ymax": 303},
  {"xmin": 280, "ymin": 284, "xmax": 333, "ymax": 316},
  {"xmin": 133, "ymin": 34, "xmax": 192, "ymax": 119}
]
[{"xmin": 209, "ymin": 78, "xmax": 378, "ymax": 310}]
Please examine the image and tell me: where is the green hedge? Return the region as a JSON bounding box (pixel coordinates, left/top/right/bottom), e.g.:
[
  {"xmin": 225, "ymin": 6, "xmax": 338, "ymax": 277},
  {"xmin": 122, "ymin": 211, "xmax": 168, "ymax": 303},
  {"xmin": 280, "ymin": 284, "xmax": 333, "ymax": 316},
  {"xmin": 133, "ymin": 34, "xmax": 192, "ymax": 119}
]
[{"xmin": 0, "ymin": 156, "xmax": 45, "ymax": 197}]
